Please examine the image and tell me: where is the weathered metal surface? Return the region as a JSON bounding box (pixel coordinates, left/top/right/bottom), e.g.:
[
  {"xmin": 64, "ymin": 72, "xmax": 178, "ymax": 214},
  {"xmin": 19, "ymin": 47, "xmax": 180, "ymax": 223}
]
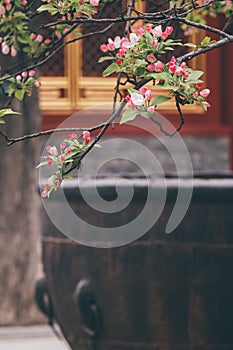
[{"xmin": 41, "ymin": 176, "xmax": 233, "ymax": 350}]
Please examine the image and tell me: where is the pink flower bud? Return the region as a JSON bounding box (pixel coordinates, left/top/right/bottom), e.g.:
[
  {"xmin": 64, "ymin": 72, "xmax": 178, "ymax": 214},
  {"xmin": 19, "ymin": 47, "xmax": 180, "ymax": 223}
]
[
  {"xmin": 11, "ymin": 46, "xmax": 17, "ymax": 57},
  {"xmin": 46, "ymin": 156, "xmax": 52, "ymax": 166},
  {"xmin": 145, "ymin": 26, "xmax": 153, "ymax": 33},
  {"xmin": 139, "ymin": 87, "xmax": 148, "ymax": 94},
  {"xmin": 35, "ymin": 80, "xmax": 41, "ymax": 87},
  {"xmin": 147, "ymin": 105, "xmax": 156, "ymax": 112},
  {"xmin": 165, "ymin": 26, "xmax": 174, "ymax": 36},
  {"xmin": 183, "ymin": 70, "xmax": 189, "ymax": 79},
  {"xmin": 107, "ymin": 43, "xmax": 115, "ymax": 51},
  {"xmin": 22, "ymin": 71, "xmax": 27, "ymax": 78},
  {"xmin": 90, "ymin": 0, "xmax": 99, "ymax": 6},
  {"xmin": 137, "ymin": 27, "xmax": 144, "ymax": 35},
  {"xmin": 29, "ymin": 70, "xmax": 36, "ymax": 77},
  {"xmin": 193, "ymin": 91, "xmax": 199, "ymax": 98},
  {"xmin": 44, "ymin": 38, "xmax": 51, "ymax": 45},
  {"xmin": 65, "ymin": 147, "xmax": 72, "ymax": 154},
  {"xmin": 146, "ymin": 64, "xmax": 155, "ymax": 72},
  {"xmin": 147, "ymin": 54, "xmax": 156, "ymax": 63},
  {"xmin": 54, "ymin": 180, "xmax": 61, "ymax": 188},
  {"xmin": 180, "ymin": 62, "xmax": 186, "ymax": 69},
  {"xmin": 22, "ymin": 0, "xmax": 27, "ymax": 5},
  {"xmin": 68, "ymin": 133, "xmax": 77, "ymax": 140},
  {"xmin": 200, "ymin": 88, "xmax": 210, "ymax": 97},
  {"xmin": 0, "ymin": 6, "xmax": 5, "ymax": 15},
  {"xmin": 100, "ymin": 44, "xmax": 108, "ymax": 52},
  {"xmin": 5, "ymin": 2, "xmax": 11, "ymax": 10},
  {"xmin": 36, "ymin": 34, "xmax": 43, "ymax": 42},
  {"xmin": 145, "ymin": 89, "xmax": 152, "ymax": 100},
  {"xmin": 196, "ymin": 82, "xmax": 203, "ymax": 89},
  {"xmin": 170, "ymin": 56, "xmax": 176, "ymax": 64},
  {"xmin": 128, "ymin": 101, "xmax": 135, "ymax": 108},
  {"xmin": 60, "ymin": 155, "xmax": 65, "ymax": 162},
  {"xmin": 125, "ymin": 95, "xmax": 131, "ymax": 102},
  {"xmin": 41, "ymin": 190, "xmax": 48, "ymax": 198},
  {"xmin": 2, "ymin": 43, "xmax": 10, "ymax": 55},
  {"xmin": 83, "ymin": 131, "xmax": 92, "ymax": 144},
  {"xmin": 151, "ymin": 40, "xmax": 158, "ymax": 48},
  {"xmin": 30, "ymin": 33, "xmax": 36, "ymax": 40},
  {"xmin": 60, "ymin": 142, "xmax": 66, "ymax": 150},
  {"xmin": 154, "ymin": 61, "xmax": 164, "ymax": 72},
  {"xmin": 169, "ymin": 64, "xmax": 176, "ymax": 74},
  {"xmin": 203, "ymin": 101, "xmax": 211, "ymax": 108},
  {"xmin": 175, "ymin": 67, "xmax": 184, "ymax": 75},
  {"xmin": 116, "ymin": 59, "xmax": 122, "ymax": 65},
  {"xmin": 16, "ymin": 75, "xmax": 21, "ymax": 82},
  {"xmin": 47, "ymin": 146, "xmax": 58, "ymax": 156},
  {"xmin": 161, "ymin": 32, "xmax": 168, "ymax": 40}
]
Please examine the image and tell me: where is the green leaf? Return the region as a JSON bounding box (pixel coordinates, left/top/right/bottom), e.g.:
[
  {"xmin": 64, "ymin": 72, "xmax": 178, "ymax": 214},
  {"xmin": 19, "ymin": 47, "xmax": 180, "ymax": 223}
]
[
  {"xmin": 120, "ymin": 108, "xmax": 139, "ymax": 124},
  {"xmin": 37, "ymin": 4, "xmax": 58, "ymax": 14},
  {"xmin": 0, "ymin": 108, "xmax": 20, "ymax": 118},
  {"xmin": 98, "ymin": 56, "xmax": 114, "ymax": 63},
  {"xmin": 15, "ymin": 89, "xmax": 26, "ymax": 101},
  {"xmin": 186, "ymin": 70, "xmax": 203, "ymax": 81},
  {"xmin": 151, "ymin": 95, "xmax": 171, "ymax": 105},
  {"xmin": 0, "ymin": 118, "xmax": 5, "ymax": 124},
  {"xmin": 184, "ymin": 43, "xmax": 197, "ymax": 48},
  {"xmin": 102, "ymin": 63, "xmax": 119, "ymax": 77}
]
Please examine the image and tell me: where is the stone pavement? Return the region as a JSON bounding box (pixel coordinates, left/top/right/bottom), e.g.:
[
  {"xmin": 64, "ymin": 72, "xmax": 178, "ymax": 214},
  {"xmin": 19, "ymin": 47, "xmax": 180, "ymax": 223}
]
[{"xmin": 0, "ymin": 325, "xmax": 70, "ymax": 350}]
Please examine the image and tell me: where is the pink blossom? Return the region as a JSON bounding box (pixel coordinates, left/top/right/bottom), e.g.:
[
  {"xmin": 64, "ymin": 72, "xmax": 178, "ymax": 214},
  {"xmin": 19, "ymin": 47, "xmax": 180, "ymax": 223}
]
[
  {"xmin": 193, "ymin": 91, "xmax": 199, "ymax": 98},
  {"xmin": 90, "ymin": 0, "xmax": 99, "ymax": 6},
  {"xmin": 29, "ymin": 70, "xmax": 36, "ymax": 77},
  {"xmin": 83, "ymin": 131, "xmax": 92, "ymax": 144},
  {"xmin": 125, "ymin": 95, "xmax": 131, "ymax": 102},
  {"xmin": 128, "ymin": 101, "xmax": 135, "ymax": 108},
  {"xmin": 145, "ymin": 26, "xmax": 153, "ymax": 33},
  {"xmin": 196, "ymin": 82, "xmax": 203, "ymax": 89},
  {"xmin": 107, "ymin": 43, "xmax": 115, "ymax": 51},
  {"xmin": 165, "ymin": 26, "xmax": 174, "ymax": 36},
  {"xmin": 131, "ymin": 92, "xmax": 145, "ymax": 106},
  {"xmin": 60, "ymin": 142, "xmax": 66, "ymax": 150},
  {"xmin": 169, "ymin": 64, "xmax": 176, "ymax": 74},
  {"xmin": 146, "ymin": 64, "xmax": 155, "ymax": 72},
  {"xmin": 22, "ymin": 71, "xmax": 27, "ymax": 78},
  {"xmin": 137, "ymin": 27, "xmax": 144, "ymax": 36},
  {"xmin": 100, "ymin": 44, "xmax": 108, "ymax": 52},
  {"xmin": 10, "ymin": 46, "xmax": 17, "ymax": 57},
  {"xmin": 22, "ymin": 0, "xmax": 27, "ymax": 5},
  {"xmin": 122, "ymin": 33, "xmax": 139, "ymax": 49},
  {"xmin": 46, "ymin": 156, "xmax": 52, "ymax": 166},
  {"xmin": 35, "ymin": 81, "xmax": 41, "ymax": 87},
  {"xmin": 180, "ymin": 62, "xmax": 187, "ymax": 69},
  {"xmin": 16, "ymin": 75, "xmax": 21, "ymax": 82},
  {"xmin": 0, "ymin": 5, "xmax": 5, "ymax": 15},
  {"xmin": 30, "ymin": 33, "xmax": 36, "ymax": 40},
  {"xmin": 36, "ymin": 34, "xmax": 43, "ymax": 42},
  {"xmin": 161, "ymin": 32, "xmax": 168, "ymax": 40},
  {"xmin": 154, "ymin": 61, "xmax": 164, "ymax": 72},
  {"xmin": 54, "ymin": 180, "xmax": 61, "ymax": 188},
  {"xmin": 47, "ymin": 145, "xmax": 58, "ymax": 156},
  {"xmin": 200, "ymin": 88, "xmax": 210, "ymax": 97},
  {"xmin": 44, "ymin": 38, "xmax": 51, "ymax": 45},
  {"xmin": 2, "ymin": 43, "xmax": 10, "ymax": 55},
  {"xmin": 41, "ymin": 190, "xmax": 48, "ymax": 198},
  {"xmin": 145, "ymin": 89, "xmax": 152, "ymax": 100},
  {"xmin": 65, "ymin": 147, "xmax": 72, "ymax": 154},
  {"xmin": 147, "ymin": 105, "xmax": 156, "ymax": 112},
  {"xmin": 60, "ymin": 154, "xmax": 65, "ymax": 162},
  {"xmin": 152, "ymin": 25, "xmax": 163, "ymax": 37},
  {"xmin": 175, "ymin": 67, "xmax": 184, "ymax": 75},
  {"xmin": 139, "ymin": 87, "xmax": 148, "ymax": 94},
  {"xmin": 68, "ymin": 133, "xmax": 77, "ymax": 140},
  {"xmin": 203, "ymin": 101, "xmax": 211, "ymax": 108},
  {"xmin": 116, "ymin": 59, "xmax": 122, "ymax": 65},
  {"xmin": 170, "ymin": 56, "xmax": 176, "ymax": 65},
  {"xmin": 151, "ymin": 40, "xmax": 158, "ymax": 48},
  {"xmin": 183, "ymin": 70, "xmax": 189, "ymax": 79},
  {"xmin": 5, "ymin": 2, "xmax": 11, "ymax": 10},
  {"xmin": 147, "ymin": 54, "xmax": 156, "ymax": 63}
]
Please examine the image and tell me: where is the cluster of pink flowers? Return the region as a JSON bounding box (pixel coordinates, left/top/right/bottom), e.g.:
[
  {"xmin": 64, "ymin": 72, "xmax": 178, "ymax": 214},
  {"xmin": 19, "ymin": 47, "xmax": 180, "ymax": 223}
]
[
  {"xmin": 125, "ymin": 87, "xmax": 156, "ymax": 112},
  {"xmin": 193, "ymin": 82, "xmax": 211, "ymax": 108},
  {"xmin": 168, "ymin": 56, "xmax": 189, "ymax": 78},
  {"xmin": 39, "ymin": 131, "xmax": 92, "ymax": 197},
  {"xmin": 100, "ymin": 25, "xmax": 174, "ymax": 60},
  {"xmin": 14, "ymin": 70, "xmax": 41, "ymax": 95},
  {"xmin": 29, "ymin": 33, "xmax": 51, "ymax": 45}
]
